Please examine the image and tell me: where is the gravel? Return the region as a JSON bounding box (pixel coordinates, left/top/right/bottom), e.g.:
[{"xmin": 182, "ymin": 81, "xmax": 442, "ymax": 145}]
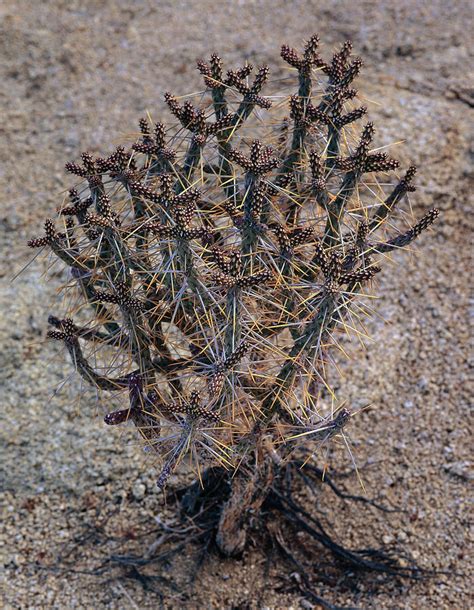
[{"xmin": 1, "ymin": 1, "xmax": 472, "ymax": 608}]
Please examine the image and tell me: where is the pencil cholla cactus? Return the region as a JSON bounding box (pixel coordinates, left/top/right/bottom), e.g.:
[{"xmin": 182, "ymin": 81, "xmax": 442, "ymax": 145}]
[{"xmin": 28, "ymin": 35, "xmax": 438, "ymax": 556}]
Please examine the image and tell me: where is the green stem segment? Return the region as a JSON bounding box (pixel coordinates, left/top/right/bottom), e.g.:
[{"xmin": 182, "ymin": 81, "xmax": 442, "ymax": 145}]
[{"xmin": 260, "ymin": 292, "xmax": 337, "ymax": 424}]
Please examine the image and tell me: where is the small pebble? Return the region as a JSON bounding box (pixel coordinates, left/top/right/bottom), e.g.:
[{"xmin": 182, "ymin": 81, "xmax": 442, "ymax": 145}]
[{"xmin": 132, "ymin": 482, "xmax": 146, "ymax": 500}]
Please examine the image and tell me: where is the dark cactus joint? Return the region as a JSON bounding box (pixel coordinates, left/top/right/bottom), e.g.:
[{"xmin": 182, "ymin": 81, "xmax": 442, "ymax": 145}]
[{"xmin": 28, "ymin": 34, "xmax": 438, "ymax": 576}]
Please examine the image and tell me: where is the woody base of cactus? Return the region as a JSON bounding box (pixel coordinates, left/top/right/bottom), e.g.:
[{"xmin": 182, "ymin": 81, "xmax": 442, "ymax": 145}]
[{"xmin": 104, "ymin": 460, "xmax": 423, "ymax": 608}]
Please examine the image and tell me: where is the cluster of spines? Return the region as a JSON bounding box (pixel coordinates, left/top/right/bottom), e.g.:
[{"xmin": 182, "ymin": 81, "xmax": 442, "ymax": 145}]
[
  {"xmin": 377, "ymin": 208, "xmax": 440, "ymax": 251},
  {"xmin": 282, "ymin": 36, "xmax": 365, "ymax": 135},
  {"xmin": 197, "ymin": 56, "xmax": 272, "ymax": 110},
  {"xmin": 289, "ymin": 92, "xmax": 367, "ymax": 130},
  {"xmin": 132, "ymin": 120, "xmax": 176, "ymax": 160},
  {"xmin": 209, "ymin": 247, "xmax": 272, "ymax": 289},
  {"xmin": 27, "ymin": 219, "xmax": 58, "ymax": 248},
  {"xmin": 46, "ymin": 317, "xmax": 77, "ymax": 342},
  {"xmin": 92, "ymin": 282, "xmax": 144, "ymax": 314},
  {"xmin": 271, "ymin": 224, "xmax": 315, "ymax": 256},
  {"xmin": 164, "ymin": 93, "xmax": 234, "ymax": 145},
  {"xmin": 228, "ymin": 139, "xmax": 279, "ymax": 175},
  {"xmin": 280, "ymin": 34, "xmax": 323, "ymax": 76},
  {"xmin": 334, "ymin": 122, "xmax": 399, "ymax": 174},
  {"xmin": 58, "ymin": 189, "xmax": 93, "ymax": 216}
]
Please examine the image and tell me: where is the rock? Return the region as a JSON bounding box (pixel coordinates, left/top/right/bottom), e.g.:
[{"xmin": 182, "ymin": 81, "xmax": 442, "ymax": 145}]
[
  {"xmin": 444, "ymin": 462, "xmax": 472, "ymax": 481},
  {"xmin": 131, "ymin": 481, "xmax": 146, "ymax": 500}
]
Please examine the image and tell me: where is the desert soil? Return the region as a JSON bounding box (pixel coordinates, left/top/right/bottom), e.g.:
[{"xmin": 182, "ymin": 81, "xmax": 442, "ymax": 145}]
[{"xmin": 1, "ymin": 1, "xmax": 472, "ymax": 608}]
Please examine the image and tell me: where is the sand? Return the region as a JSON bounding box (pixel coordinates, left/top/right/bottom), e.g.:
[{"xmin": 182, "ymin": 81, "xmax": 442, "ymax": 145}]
[{"xmin": 1, "ymin": 1, "xmax": 472, "ymax": 608}]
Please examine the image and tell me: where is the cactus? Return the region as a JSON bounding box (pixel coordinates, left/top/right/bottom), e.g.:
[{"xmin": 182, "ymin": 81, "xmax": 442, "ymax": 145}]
[{"xmin": 28, "ymin": 35, "xmax": 438, "ymax": 560}]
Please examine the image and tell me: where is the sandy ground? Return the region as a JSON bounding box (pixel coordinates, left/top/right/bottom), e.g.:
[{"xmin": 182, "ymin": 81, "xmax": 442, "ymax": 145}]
[{"xmin": 1, "ymin": 1, "xmax": 473, "ymax": 608}]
